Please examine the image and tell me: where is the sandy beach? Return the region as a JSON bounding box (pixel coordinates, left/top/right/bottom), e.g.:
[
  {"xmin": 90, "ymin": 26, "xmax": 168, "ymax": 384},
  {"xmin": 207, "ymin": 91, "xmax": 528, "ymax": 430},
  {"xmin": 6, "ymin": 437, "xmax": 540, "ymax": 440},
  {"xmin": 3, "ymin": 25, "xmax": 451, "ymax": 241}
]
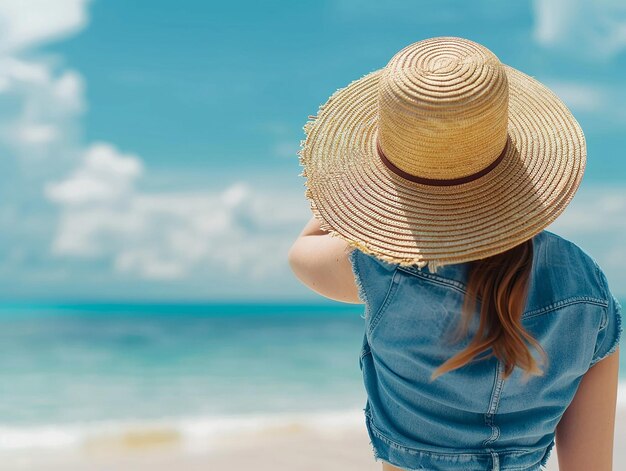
[{"xmin": 3, "ymin": 401, "xmax": 624, "ymax": 471}]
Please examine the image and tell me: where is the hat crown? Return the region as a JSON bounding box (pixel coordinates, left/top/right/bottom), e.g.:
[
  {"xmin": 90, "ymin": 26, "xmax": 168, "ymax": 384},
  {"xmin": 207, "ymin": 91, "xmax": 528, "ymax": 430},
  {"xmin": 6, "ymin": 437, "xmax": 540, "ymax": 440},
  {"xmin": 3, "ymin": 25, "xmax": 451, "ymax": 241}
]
[{"xmin": 377, "ymin": 37, "xmax": 510, "ymax": 181}]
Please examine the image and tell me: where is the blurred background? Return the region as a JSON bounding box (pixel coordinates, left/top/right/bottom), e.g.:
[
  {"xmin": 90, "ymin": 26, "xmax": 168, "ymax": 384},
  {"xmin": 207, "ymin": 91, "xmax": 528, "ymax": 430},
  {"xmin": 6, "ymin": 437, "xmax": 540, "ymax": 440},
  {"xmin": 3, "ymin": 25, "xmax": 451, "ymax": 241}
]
[{"xmin": 0, "ymin": 0, "xmax": 623, "ymax": 469}]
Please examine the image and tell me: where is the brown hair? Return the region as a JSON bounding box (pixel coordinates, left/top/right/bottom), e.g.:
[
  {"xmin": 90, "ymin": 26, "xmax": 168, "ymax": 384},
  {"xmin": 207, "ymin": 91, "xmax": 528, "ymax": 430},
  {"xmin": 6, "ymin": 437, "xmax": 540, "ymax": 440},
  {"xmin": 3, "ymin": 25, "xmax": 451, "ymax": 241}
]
[{"xmin": 430, "ymin": 237, "xmax": 548, "ymax": 382}]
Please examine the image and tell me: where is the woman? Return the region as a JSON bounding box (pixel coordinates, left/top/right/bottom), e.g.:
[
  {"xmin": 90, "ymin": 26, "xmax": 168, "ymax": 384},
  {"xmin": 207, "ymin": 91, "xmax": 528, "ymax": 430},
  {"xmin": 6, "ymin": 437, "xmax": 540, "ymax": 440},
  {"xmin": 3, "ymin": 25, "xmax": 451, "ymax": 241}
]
[{"xmin": 289, "ymin": 37, "xmax": 621, "ymax": 471}]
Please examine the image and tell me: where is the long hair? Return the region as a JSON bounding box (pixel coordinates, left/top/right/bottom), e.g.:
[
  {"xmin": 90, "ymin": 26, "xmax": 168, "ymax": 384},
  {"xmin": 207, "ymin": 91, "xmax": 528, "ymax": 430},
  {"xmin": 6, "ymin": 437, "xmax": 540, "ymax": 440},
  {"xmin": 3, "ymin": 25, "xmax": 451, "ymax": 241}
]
[{"xmin": 430, "ymin": 237, "xmax": 547, "ymax": 382}]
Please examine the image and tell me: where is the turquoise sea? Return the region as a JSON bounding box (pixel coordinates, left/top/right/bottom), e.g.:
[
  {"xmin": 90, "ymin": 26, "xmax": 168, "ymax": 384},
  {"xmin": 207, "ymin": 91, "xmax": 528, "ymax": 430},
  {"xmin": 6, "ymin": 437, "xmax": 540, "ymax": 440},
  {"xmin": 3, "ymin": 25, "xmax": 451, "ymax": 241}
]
[{"xmin": 0, "ymin": 302, "xmax": 623, "ymax": 451}]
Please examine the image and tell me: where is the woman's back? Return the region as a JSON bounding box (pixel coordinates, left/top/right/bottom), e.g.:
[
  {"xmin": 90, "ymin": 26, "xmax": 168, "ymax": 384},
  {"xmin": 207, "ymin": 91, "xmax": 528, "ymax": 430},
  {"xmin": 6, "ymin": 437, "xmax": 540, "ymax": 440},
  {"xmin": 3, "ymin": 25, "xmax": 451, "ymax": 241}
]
[
  {"xmin": 292, "ymin": 35, "xmax": 620, "ymax": 471},
  {"xmin": 350, "ymin": 229, "xmax": 622, "ymax": 470}
]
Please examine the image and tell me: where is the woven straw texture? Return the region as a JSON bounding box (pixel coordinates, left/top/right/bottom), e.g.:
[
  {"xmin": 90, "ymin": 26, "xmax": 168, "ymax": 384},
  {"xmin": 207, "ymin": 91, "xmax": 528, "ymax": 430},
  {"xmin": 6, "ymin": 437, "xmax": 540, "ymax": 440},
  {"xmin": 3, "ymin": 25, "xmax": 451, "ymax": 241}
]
[{"xmin": 298, "ymin": 37, "xmax": 586, "ymax": 273}]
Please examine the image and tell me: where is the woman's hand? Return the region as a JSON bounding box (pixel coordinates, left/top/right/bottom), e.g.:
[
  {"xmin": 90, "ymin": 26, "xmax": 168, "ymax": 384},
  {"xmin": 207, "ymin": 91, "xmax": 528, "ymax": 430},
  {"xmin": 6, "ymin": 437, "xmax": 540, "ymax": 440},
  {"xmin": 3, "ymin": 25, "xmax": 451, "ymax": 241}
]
[{"xmin": 296, "ymin": 214, "xmax": 331, "ymax": 237}]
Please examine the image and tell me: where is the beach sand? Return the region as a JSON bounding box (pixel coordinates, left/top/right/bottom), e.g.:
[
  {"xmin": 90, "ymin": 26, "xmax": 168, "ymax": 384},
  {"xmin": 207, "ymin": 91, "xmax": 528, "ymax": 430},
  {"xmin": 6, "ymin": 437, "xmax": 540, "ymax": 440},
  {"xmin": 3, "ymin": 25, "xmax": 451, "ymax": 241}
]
[{"xmin": 3, "ymin": 405, "xmax": 624, "ymax": 471}]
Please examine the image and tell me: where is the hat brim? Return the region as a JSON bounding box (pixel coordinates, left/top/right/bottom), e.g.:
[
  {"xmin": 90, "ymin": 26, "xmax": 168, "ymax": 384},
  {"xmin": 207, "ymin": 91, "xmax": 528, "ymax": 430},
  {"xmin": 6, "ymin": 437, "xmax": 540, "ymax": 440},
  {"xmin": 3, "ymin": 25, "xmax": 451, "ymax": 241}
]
[{"xmin": 298, "ymin": 64, "xmax": 586, "ymax": 272}]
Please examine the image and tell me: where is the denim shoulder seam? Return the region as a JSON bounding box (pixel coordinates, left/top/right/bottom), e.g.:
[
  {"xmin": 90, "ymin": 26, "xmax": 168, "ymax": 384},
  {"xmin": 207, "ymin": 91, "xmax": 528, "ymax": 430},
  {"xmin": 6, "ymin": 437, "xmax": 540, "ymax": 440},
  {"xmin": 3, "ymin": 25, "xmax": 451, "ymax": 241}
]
[
  {"xmin": 397, "ymin": 266, "xmax": 468, "ymax": 295},
  {"xmin": 522, "ymin": 296, "xmax": 608, "ymax": 320},
  {"xmin": 398, "ymin": 266, "xmax": 607, "ymax": 321}
]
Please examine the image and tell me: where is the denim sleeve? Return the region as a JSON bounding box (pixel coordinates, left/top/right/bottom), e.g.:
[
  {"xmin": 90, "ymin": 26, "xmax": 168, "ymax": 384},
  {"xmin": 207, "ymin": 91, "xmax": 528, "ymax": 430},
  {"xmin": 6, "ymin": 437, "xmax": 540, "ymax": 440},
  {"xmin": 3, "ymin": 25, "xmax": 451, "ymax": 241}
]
[
  {"xmin": 590, "ymin": 273, "xmax": 623, "ymax": 368},
  {"xmin": 348, "ymin": 248, "xmax": 397, "ymax": 321},
  {"xmin": 348, "ymin": 248, "xmax": 368, "ymax": 321}
]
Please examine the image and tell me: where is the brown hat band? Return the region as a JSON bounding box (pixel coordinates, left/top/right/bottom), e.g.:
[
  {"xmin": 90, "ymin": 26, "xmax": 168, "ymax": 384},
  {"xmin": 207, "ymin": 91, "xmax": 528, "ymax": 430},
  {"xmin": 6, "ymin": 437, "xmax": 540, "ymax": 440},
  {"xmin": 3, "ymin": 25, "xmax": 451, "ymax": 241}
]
[{"xmin": 375, "ymin": 138, "xmax": 508, "ymax": 186}]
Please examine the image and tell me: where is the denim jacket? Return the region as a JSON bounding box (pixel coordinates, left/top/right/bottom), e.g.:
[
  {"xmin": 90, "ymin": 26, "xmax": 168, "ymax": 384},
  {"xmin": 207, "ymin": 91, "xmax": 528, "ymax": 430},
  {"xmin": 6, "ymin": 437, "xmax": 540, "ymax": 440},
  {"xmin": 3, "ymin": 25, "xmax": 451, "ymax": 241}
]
[{"xmin": 349, "ymin": 229, "xmax": 622, "ymax": 471}]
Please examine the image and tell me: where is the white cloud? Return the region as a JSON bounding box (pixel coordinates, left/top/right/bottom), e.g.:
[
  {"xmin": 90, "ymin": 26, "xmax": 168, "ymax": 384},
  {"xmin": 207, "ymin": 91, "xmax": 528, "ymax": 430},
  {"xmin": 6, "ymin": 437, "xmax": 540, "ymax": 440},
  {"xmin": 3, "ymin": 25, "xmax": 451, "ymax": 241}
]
[
  {"xmin": 533, "ymin": 0, "xmax": 574, "ymax": 46},
  {"xmin": 13, "ymin": 123, "xmax": 58, "ymax": 145},
  {"xmin": 0, "ymin": 0, "xmax": 90, "ymax": 53},
  {"xmin": 0, "ymin": 0, "xmax": 88, "ymax": 160},
  {"xmin": 549, "ymin": 185, "xmax": 626, "ymax": 233},
  {"xmin": 45, "ymin": 143, "xmax": 143, "ymax": 205},
  {"xmin": 535, "ymin": 78, "xmax": 626, "ymax": 130},
  {"xmin": 532, "ymin": 0, "xmax": 626, "ymax": 59},
  {"xmin": 545, "ymin": 81, "xmax": 607, "ymax": 112},
  {"xmin": 46, "ymin": 171, "xmax": 304, "ymax": 280},
  {"xmin": 0, "ymin": 0, "xmax": 620, "ymax": 299},
  {"xmin": 0, "ymin": 58, "xmax": 85, "ymax": 164},
  {"xmin": 546, "ymin": 185, "xmax": 626, "ymax": 293},
  {"xmin": 532, "ymin": 2, "xmax": 626, "ymax": 127},
  {"xmin": 0, "ymin": 1, "xmax": 306, "ymax": 286}
]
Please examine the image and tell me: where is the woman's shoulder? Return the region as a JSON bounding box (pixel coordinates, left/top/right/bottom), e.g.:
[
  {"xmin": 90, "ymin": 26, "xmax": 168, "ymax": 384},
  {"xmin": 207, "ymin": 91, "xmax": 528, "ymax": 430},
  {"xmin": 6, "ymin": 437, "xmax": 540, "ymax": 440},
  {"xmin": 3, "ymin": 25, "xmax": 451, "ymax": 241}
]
[
  {"xmin": 349, "ymin": 230, "xmax": 611, "ymax": 303},
  {"xmin": 538, "ymin": 229, "xmax": 597, "ymax": 266},
  {"xmin": 529, "ymin": 229, "xmax": 610, "ymax": 305}
]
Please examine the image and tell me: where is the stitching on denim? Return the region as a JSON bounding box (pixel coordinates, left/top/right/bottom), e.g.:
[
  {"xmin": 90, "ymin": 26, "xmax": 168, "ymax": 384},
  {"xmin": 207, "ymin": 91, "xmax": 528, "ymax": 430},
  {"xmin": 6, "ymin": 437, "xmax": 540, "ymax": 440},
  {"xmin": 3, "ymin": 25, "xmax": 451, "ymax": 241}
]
[
  {"xmin": 397, "ymin": 266, "xmax": 468, "ymax": 294},
  {"xmin": 599, "ymin": 304, "xmax": 609, "ymax": 330},
  {"xmin": 521, "ymin": 296, "xmax": 607, "ymax": 320},
  {"xmin": 367, "ymin": 267, "xmax": 400, "ymax": 338},
  {"xmin": 505, "ymin": 462, "xmax": 542, "ymax": 471},
  {"xmin": 360, "ymin": 343, "xmax": 372, "ymax": 360},
  {"xmin": 483, "ymin": 360, "xmax": 504, "ymax": 446},
  {"xmin": 592, "ymin": 322, "xmax": 605, "ymax": 359},
  {"xmin": 595, "ymin": 262, "xmax": 610, "ymax": 329},
  {"xmin": 366, "ymin": 414, "xmax": 545, "ymax": 461},
  {"xmin": 590, "ymin": 295, "xmax": 623, "ymax": 367},
  {"xmin": 489, "ymin": 450, "xmax": 499, "ymax": 470},
  {"xmin": 366, "ymin": 415, "xmax": 483, "ymax": 458},
  {"xmin": 398, "ymin": 268, "xmax": 608, "ymax": 322},
  {"xmin": 503, "ymin": 463, "xmax": 540, "ymax": 471}
]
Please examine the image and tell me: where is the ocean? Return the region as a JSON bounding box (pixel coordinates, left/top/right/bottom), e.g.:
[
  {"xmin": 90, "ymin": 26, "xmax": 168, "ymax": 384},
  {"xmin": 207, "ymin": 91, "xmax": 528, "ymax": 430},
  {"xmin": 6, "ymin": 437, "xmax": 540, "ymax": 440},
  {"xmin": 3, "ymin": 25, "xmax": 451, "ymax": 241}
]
[{"xmin": 0, "ymin": 302, "xmax": 623, "ymax": 453}]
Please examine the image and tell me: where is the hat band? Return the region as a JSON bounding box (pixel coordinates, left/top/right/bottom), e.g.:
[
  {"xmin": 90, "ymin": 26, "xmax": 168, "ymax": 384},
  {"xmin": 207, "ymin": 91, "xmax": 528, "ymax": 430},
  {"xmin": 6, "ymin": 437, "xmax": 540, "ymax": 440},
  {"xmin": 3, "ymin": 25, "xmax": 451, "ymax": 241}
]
[{"xmin": 375, "ymin": 138, "xmax": 508, "ymax": 186}]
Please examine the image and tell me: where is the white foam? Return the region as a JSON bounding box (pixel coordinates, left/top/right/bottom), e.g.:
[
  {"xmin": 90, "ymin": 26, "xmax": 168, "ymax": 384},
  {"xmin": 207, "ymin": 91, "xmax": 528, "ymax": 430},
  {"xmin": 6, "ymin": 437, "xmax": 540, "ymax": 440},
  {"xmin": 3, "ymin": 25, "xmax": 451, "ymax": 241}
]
[
  {"xmin": 0, "ymin": 408, "xmax": 366, "ymax": 452},
  {"xmin": 1, "ymin": 381, "xmax": 624, "ymax": 453}
]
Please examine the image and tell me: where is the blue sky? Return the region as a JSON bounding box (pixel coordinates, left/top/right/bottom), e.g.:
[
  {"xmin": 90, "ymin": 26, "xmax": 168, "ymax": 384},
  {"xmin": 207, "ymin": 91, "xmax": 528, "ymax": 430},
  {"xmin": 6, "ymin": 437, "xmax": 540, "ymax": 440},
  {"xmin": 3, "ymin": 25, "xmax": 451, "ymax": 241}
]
[{"xmin": 0, "ymin": 0, "xmax": 624, "ymax": 301}]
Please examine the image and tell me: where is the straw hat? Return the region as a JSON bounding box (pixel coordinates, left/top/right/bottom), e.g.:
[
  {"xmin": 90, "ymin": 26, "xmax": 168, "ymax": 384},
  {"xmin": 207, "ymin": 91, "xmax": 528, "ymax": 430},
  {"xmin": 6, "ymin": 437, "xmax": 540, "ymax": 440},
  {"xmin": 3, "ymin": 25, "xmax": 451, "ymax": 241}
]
[{"xmin": 297, "ymin": 36, "xmax": 586, "ymax": 273}]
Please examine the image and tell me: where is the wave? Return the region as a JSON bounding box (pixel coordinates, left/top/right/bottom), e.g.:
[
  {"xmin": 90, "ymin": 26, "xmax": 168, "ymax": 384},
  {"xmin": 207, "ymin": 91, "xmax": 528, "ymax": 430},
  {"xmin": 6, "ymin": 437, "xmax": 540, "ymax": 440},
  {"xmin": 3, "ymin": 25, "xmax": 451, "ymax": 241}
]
[
  {"xmin": 0, "ymin": 408, "xmax": 366, "ymax": 452},
  {"xmin": 2, "ymin": 380, "xmax": 625, "ymax": 453}
]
